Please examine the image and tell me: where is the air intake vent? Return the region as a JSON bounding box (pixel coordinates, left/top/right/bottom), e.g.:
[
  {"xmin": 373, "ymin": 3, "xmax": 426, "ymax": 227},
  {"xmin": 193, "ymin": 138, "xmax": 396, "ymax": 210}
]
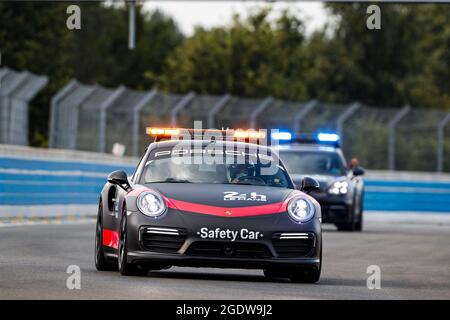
[
  {"xmin": 140, "ymin": 227, "xmax": 186, "ymax": 253},
  {"xmin": 187, "ymin": 241, "xmax": 272, "ymax": 259},
  {"xmin": 272, "ymin": 232, "xmax": 315, "ymax": 258}
]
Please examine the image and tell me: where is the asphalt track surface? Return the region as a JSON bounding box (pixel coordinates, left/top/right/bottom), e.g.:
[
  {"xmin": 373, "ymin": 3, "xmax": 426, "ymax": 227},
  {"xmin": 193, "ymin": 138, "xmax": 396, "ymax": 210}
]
[{"xmin": 1, "ymin": 213, "xmax": 449, "ymax": 299}]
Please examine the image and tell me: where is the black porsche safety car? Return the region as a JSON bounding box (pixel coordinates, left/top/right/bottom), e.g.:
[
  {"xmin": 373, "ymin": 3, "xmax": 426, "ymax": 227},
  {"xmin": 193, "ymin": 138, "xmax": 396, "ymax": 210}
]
[
  {"xmin": 95, "ymin": 128, "xmax": 323, "ymax": 283},
  {"xmin": 273, "ymin": 132, "xmax": 365, "ymax": 231}
]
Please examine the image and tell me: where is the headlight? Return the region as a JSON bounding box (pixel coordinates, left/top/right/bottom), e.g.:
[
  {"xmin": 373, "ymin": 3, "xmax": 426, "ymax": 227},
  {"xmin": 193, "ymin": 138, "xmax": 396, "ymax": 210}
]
[
  {"xmin": 287, "ymin": 196, "xmax": 315, "ymax": 223},
  {"xmin": 328, "ymin": 181, "xmax": 349, "ymax": 195},
  {"xmin": 137, "ymin": 191, "xmax": 167, "ymax": 217}
]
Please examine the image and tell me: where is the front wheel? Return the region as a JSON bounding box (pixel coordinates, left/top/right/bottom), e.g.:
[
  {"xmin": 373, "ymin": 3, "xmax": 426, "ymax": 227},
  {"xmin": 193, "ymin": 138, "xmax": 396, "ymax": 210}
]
[
  {"xmin": 337, "ymin": 195, "xmax": 363, "ymax": 232},
  {"xmin": 118, "ymin": 210, "xmax": 148, "ymax": 276},
  {"xmin": 354, "ymin": 194, "xmax": 364, "ymax": 231},
  {"xmin": 95, "ymin": 202, "xmax": 117, "ymax": 271},
  {"xmin": 354, "ymin": 208, "xmax": 363, "ymax": 231}
]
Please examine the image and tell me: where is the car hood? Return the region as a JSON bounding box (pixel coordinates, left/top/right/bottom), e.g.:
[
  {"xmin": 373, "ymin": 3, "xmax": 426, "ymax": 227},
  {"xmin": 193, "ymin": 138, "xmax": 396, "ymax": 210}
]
[
  {"xmin": 142, "ymin": 183, "xmax": 295, "ymax": 208},
  {"xmin": 290, "ymin": 174, "xmax": 348, "ymax": 192}
]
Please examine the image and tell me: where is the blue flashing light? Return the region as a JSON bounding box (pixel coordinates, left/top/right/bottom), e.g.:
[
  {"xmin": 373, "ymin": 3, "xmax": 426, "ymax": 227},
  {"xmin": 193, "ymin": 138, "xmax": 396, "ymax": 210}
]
[
  {"xmin": 317, "ymin": 133, "xmax": 340, "ymax": 142},
  {"xmin": 271, "ymin": 131, "xmax": 293, "ymax": 141}
]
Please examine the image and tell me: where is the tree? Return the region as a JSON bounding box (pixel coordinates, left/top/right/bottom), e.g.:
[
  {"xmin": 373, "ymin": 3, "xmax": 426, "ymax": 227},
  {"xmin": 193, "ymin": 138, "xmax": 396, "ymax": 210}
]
[
  {"xmin": 68, "ymin": 4, "xmax": 183, "ymax": 89},
  {"xmin": 156, "ymin": 8, "xmax": 311, "ymax": 101},
  {"xmin": 0, "ymin": 2, "xmax": 183, "ymax": 146},
  {"xmin": 314, "ymin": 3, "xmax": 450, "ymax": 110}
]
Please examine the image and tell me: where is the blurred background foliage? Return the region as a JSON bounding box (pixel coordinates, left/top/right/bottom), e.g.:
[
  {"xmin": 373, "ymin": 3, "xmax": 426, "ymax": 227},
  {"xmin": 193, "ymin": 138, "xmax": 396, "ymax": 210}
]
[{"xmin": 1, "ymin": 2, "xmax": 450, "ymax": 148}]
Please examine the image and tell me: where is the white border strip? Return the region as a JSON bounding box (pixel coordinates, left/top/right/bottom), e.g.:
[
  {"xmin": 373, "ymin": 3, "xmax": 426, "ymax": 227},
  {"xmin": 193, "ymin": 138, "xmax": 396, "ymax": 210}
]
[{"xmin": 0, "ymin": 204, "xmax": 97, "ymax": 218}]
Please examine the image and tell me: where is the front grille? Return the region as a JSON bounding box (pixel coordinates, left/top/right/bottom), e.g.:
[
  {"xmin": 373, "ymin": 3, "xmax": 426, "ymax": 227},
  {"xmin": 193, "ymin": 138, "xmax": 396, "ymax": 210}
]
[
  {"xmin": 187, "ymin": 241, "xmax": 272, "ymax": 259},
  {"xmin": 272, "ymin": 233, "xmax": 315, "ymax": 258},
  {"xmin": 140, "ymin": 227, "xmax": 186, "ymax": 253}
]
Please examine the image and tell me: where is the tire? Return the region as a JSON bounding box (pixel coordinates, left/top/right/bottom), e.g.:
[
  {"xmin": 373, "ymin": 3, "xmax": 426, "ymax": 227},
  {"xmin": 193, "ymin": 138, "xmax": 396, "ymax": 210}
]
[
  {"xmin": 337, "ymin": 194, "xmax": 363, "ymax": 232},
  {"xmin": 118, "ymin": 209, "xmax": 148, "ymax": 276},
  {"xmin": 95, "ymin": 202, "xmax": 117, "ymax": 271},
  {"xmin": 354, "ymin": 206, "xmax": 363, "ymax": 231},
  {"xmin": 354, "ymin": 194, "xmax": 364, "ymax": 231},
  {"xmin": 290, "ymin": 244, "xmax": 322, "ymax": 283}
]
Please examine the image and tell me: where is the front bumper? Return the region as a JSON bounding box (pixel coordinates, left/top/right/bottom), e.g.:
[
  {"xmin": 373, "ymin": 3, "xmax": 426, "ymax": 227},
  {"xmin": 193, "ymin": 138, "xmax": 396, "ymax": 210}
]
[
  {"xmin": 125, "ymin": 209, "xmax": 322, "ymax": 270},
  {"xmin": 309, "ymin": 192, "xmax": 354, "ymax": 224}
]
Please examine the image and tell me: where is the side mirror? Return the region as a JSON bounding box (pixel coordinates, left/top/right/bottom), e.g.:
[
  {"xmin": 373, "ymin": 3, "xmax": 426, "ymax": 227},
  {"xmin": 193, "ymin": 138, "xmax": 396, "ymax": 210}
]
[
  {"xmin": 301, "ymin": 177, "xmax": 320, "ymax": 193},
  {"xmin": 107, "ymin": 170, "xmax": 131, "ymax": 191},
  {"xmin": 353, "ymin": 166, "xmax": 365, "ymax": 176}
]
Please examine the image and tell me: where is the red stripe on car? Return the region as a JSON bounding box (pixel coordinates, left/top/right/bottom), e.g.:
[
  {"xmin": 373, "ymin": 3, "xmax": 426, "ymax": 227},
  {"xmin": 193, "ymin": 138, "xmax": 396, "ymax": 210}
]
[
  {"xmin": 128, "ymin": 187, "xmax": 304, "ymax": 217},
  {"xmin": 103, "ymin": 229, "xmax": 119, "ymax": 249},
  {"xmin": 165, "ymin": 198, "xmax": 288, "ymax": 217}
]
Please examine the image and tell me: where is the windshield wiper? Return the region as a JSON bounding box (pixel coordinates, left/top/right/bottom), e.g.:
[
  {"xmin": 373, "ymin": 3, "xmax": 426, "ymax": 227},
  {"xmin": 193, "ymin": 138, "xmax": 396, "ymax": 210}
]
[
  {"xmin": 146, "ymin": 178, "xmax": 192, "ymax": 184},
  {"xmin": 222, "ymin": 182, "xmax": 266, "ymax": 186}
]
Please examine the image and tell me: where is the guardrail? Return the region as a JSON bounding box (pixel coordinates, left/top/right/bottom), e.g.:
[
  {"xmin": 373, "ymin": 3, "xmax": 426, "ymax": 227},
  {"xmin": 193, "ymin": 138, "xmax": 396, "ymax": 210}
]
[
  {"xmin": 1, "ymin": 145, "xmax": 450, "ymax": 217},
  {"xmin": 0, "ymin": 145, "xmax": 136, "ymax": 217},
  {"xmin": 0, "ymin": 157, "xmax": 135, "ymax": 205}
]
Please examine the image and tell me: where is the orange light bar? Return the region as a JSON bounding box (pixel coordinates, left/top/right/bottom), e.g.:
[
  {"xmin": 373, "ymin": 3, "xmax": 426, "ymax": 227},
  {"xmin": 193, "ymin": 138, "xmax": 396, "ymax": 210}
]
[
  {"xmin": 146, "ymin": 127, "xmax": 266, "ymax": 140},
  {"xmin": 233, "ymin": 130, "xmax": 266, "ymax": 139},
  {"xmin": 146, "ymin": 127, "xmax": 180, "ymax": 136}
]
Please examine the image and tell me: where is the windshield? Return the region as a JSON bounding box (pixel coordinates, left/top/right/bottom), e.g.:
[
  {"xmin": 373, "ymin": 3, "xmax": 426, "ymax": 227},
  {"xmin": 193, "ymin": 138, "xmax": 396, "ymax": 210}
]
[
  {"xmin": 279, "ymin": 151, "xmax": 346, "ymax": 176},
  {"xmin": 139, "ymin": 147, "xmax": 293, "ymax": 188}
]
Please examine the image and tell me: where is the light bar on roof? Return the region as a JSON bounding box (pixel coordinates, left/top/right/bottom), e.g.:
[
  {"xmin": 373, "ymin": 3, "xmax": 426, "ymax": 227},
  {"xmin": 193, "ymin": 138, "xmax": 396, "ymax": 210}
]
[
  {"xmin": 233, "ymin": 130, "xmax": 266, "ymax": 139},
  {"xmin": 146, "ymin": 127, "xmax": 180, "ymax": 136},
  {"xmin": 145, "ymin": 127, "xmax": 266, "ymax": 140},
  {"xmin": 271, "ymin": 131, "xmax": 292, "ymax": 141},
  {"xmin": 317, "ymin": 133, "xmax": 340, "ymax": 142}
]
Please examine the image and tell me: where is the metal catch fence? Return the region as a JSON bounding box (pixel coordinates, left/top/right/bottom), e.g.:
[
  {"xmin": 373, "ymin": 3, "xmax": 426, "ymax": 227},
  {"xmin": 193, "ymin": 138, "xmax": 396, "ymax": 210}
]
[
  {"xmin": 0, "ymin": 68, "xmax": 47, "ymax": 146},
  {"xmin": 43, "ymin": 78, "xmax": 450, "ymax": 173}
]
